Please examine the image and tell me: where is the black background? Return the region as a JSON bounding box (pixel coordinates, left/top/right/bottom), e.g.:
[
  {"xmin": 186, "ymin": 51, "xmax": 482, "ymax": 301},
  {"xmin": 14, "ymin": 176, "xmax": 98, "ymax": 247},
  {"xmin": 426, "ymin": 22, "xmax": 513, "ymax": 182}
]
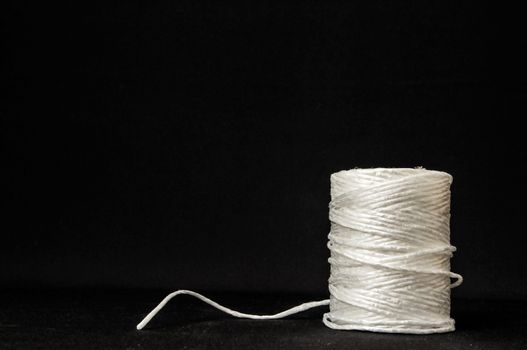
[{"xmin": 2, "ymin": 1, "xmax": 527, "ymax": 349}]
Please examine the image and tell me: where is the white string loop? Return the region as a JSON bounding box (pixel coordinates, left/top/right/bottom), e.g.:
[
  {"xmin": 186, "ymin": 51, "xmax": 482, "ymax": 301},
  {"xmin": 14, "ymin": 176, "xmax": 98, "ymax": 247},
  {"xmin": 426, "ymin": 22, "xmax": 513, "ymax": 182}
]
[{"xmin": 136, "ymin": 290, "xmax": 329, "ymax": 330}]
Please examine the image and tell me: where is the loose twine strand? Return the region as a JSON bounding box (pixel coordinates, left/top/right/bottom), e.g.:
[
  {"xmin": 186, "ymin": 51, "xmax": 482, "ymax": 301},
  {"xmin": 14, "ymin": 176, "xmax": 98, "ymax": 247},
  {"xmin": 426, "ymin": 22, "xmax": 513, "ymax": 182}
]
[{"xmin": 137, "ymin": 168, "xmax": 462, "ymax": 334}]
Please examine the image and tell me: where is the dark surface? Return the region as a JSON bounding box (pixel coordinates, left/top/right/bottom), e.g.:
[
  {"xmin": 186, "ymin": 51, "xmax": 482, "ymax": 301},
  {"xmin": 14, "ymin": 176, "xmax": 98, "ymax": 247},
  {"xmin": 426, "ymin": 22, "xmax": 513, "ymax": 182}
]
[{"xmin": 0, "ymin": 290, "xmax": 526, "ymax": 350}]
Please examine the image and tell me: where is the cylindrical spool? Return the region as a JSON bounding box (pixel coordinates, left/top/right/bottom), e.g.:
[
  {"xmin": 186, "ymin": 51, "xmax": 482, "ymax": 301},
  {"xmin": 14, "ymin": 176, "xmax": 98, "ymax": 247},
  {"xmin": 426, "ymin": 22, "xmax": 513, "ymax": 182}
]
[{"xmin": 323, "ymin": 168, "xmax": 462, "ymax": 334}]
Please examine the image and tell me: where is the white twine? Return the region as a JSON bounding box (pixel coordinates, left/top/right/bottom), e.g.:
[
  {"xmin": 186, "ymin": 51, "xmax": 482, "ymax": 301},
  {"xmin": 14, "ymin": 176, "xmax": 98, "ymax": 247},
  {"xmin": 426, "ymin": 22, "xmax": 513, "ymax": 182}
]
[{"xmin": 137, "ymin": 168, "xmax": 462, "ymax": 334}]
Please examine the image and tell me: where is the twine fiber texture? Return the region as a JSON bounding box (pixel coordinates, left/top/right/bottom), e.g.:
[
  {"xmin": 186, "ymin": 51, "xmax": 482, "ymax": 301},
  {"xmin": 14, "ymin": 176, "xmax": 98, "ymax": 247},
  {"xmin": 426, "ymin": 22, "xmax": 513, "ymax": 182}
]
[
  {"xmin": 137, "ymin": 168, "xmax": 463, "ymax": 334},
  {"xmin": 325, "ymin": 168, "xmax": 462, "ymax": 333}
]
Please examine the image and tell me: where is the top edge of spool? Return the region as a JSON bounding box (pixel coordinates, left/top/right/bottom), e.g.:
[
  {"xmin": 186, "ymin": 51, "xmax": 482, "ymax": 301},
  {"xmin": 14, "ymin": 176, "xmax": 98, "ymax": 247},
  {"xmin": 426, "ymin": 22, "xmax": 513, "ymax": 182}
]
[{"xmin": 331, "ymin": 167, "xmax": 452, "ymax": 182}]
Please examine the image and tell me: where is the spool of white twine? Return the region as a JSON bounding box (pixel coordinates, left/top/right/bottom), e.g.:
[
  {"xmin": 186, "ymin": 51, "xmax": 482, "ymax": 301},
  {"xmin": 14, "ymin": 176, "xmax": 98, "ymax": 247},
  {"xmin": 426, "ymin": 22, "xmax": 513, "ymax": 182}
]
[{"xmin": 137, "ymin": 167, "xmax": 462, "ymax": 334}]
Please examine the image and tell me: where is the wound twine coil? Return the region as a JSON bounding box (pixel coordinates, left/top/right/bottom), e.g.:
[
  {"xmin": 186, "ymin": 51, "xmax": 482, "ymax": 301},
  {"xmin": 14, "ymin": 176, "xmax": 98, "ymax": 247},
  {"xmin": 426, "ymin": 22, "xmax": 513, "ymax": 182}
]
[{"xmin": 137, "ymin": 168, "xmax": 463, "ymax": 334}]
